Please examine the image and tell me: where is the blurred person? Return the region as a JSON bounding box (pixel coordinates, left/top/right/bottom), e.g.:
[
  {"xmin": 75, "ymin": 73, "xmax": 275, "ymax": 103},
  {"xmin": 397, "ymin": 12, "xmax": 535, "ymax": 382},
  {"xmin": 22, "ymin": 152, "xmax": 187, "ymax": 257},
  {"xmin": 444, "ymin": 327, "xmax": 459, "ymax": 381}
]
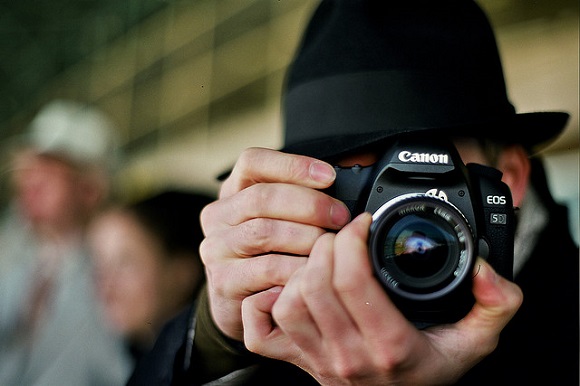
[
  {"xmin": 0, "ymin": 100, "xmax": 131, "ymax": 385},
  {"xmin": 128, "ymin": 1, "xmax": 578, "ymax": 385},
  {"xmin": 88, "ymin": 190, "xmax": 212, "ymax": 365}
]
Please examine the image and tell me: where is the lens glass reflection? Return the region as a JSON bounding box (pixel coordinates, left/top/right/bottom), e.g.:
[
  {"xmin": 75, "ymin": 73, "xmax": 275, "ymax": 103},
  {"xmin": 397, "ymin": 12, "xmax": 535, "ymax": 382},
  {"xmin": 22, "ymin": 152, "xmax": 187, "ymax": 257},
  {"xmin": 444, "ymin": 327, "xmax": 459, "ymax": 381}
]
[{"xmin": 382, "ymin": 211, "xmax": 460, "ymax": 291}]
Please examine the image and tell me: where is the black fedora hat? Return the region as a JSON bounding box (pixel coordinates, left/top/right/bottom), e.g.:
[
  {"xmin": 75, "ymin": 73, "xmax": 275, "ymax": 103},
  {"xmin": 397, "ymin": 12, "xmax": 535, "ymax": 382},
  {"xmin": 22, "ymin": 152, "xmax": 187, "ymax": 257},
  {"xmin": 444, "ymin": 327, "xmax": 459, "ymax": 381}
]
[{"xmin": 281, "ymin": 0, "xmax": 569, "ymax": 161}]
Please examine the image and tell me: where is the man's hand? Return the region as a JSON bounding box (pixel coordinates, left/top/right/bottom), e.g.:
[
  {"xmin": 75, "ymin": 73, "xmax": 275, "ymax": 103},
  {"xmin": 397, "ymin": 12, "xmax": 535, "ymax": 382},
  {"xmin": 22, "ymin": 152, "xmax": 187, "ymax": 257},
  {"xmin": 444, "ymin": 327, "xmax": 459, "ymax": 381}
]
[
  {"xmin": 199, "ymin": 147, "xmax": 351, "ymax": 341},
  {"xmin": 242, "ymin": 213, "xmax": 523, "ymax": 385}
]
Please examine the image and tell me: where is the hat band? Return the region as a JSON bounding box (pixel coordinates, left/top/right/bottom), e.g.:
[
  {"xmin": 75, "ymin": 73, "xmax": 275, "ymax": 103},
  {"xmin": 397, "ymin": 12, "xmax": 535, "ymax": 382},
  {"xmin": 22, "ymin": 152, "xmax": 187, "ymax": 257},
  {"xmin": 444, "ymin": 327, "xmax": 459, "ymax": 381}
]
[{"xmin": 284, "ymin": 70, "xmax": 516, "ymax": 147}]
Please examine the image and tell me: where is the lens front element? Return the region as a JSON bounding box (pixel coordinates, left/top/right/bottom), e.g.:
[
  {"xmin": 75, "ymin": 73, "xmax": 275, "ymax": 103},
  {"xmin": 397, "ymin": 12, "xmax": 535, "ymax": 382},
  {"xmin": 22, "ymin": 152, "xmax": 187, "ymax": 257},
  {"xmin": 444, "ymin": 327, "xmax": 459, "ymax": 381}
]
[{"xmin": 370, "ymin": 194, "xmax": 474, "ymax": 301}]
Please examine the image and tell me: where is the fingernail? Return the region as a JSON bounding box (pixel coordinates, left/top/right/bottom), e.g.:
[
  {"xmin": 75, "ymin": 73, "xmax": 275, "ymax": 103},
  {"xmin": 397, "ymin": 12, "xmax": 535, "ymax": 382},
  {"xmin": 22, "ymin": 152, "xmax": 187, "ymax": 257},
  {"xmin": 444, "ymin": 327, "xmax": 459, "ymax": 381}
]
[
  {"xmin": 475, "ymin": 258, "xmax": 499, "ymax": 284},
  {"xmin": 331, "ymin": 201, "xmax": 351, "ymax": 227},
  {"xmin": 268, "ymin": 286, "xmax": 283, "ymax": 294},
  {"xmin": 354, "ymin": 212, "xmax": 373, "ymax": 226},
  {"xmin": 310, "ymin": 161, "xmax": 335, "ymax": 184}
]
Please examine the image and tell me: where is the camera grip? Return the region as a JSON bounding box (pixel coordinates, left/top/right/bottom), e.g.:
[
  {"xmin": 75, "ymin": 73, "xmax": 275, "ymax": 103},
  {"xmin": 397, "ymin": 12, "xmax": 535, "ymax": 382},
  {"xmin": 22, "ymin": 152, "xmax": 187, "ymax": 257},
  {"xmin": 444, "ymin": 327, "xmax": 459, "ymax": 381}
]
[{"xmin": 467, "ymin": 164, "xmax": 515, "ymax": 281}]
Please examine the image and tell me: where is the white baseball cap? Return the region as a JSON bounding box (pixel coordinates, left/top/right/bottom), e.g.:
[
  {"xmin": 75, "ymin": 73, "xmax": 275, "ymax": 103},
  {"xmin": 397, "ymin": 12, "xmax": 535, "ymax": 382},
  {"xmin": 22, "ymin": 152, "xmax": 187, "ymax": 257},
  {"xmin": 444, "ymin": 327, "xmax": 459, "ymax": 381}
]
[{"xmin": 25, "ymin": 99, "xmax": 120, "ymax": 169}]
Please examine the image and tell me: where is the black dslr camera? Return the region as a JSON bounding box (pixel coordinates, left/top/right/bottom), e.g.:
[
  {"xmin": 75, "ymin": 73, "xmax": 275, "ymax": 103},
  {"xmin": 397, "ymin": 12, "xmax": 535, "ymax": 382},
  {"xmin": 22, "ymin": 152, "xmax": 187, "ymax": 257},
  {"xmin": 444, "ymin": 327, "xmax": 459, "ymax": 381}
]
[{"xmin": 327, "ymin": 137, "xmax": 515, "ymax": 327}]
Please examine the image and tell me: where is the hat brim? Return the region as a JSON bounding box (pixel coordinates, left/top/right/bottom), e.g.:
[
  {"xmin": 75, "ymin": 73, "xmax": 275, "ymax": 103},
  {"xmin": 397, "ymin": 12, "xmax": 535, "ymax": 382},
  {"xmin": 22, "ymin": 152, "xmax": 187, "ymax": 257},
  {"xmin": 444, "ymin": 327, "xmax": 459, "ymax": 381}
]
[
  {"xmin": 216, "ymin": 111, "xmax": 568, "ymax": 181},
  {"xmin": 281, "ymin": 111, "xmax": 569, "ymax": 161}
]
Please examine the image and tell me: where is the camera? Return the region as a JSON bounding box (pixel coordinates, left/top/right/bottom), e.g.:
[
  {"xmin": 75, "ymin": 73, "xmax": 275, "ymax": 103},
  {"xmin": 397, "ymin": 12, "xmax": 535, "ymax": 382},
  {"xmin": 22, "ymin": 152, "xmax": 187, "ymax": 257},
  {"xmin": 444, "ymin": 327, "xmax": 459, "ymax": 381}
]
[{"xmin": 327, "ymin": 136, "xmax": 515, "ymax": 327}]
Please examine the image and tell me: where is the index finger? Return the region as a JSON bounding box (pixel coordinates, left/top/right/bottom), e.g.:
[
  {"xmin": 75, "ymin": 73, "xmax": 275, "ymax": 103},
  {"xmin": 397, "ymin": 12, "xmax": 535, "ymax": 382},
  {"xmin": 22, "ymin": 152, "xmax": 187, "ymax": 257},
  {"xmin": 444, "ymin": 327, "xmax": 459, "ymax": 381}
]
[{"xmin": 220, "ymin": 147, "xmax": 337, "ymax": 199}]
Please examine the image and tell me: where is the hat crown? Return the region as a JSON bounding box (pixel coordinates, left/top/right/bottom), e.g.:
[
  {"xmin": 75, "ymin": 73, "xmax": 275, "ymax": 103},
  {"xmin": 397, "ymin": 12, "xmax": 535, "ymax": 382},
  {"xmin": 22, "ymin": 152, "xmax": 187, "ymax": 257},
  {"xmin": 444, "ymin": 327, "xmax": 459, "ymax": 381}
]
[
  {"xmin": 282, "ymin": 0, "xmax": 568, "ymax": 159},
  {"xmin": 288, "ymin": 0, "xmax": 504, "ymax": 90}
]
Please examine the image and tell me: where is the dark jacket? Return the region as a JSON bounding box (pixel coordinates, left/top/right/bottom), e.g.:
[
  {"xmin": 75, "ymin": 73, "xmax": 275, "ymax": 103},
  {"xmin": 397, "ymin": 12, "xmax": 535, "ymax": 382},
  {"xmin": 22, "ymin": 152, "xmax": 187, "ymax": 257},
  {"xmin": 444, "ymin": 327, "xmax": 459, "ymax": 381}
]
[{"xmin": 458, "ymin": 159, "xmax": 579, "ymax": 385}]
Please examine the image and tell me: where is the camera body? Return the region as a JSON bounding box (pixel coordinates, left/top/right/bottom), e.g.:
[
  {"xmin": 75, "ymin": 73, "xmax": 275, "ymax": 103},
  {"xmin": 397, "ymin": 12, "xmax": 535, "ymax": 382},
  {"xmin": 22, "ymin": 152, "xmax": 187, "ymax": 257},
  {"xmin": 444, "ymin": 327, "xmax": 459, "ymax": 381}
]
[{"xmin": 327, "ymin": 137, "xmax": 515, "ymax": 327}]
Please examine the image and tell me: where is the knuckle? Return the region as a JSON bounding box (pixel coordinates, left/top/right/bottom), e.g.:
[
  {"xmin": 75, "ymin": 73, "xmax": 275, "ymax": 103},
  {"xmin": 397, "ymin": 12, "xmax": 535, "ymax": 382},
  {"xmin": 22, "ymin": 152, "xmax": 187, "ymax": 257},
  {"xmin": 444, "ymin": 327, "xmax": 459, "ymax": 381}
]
[
  {"xmin": 199, "ymin": 240, "xmax": 238, "ymax": 297},
  {"xmin": 370, "ymin": 334, "xmax": 411, "ymax": 373},
  {"xmin": 199, "ymin": 203, "xmax": 217, "ymax": 233},
  {"xmin": 299, "ymin": 280, "xmax": 323, "ymax": 301},
  {"xmin": 236, "ymin": 218, "xmax": 275, "ymax": 255},
  {"xmin": 284, "ymin": 156, "xmax": 312, "ymax": 182},
  {"xmin": 272, "ymin": 296, "xmax": 295, "ymax": 324},
  {"xmin": 241, "ymin": 183, "xmax": 275, "ymax": 216},
  {"xmin": 314, "ymin": 347, "xmax": 367, "ymax": 380},
  {"xmin": 331, "ymin": 358, "xmax": 360, "ymax": 379},
  {"xmin": 210, "ymin": 264, "xmax": 239, "ymax": 299},
  {"xmin": 508, "ymin": 284, "xmax": 524, "ymax": 311},
  {"xmin": 373, "ymin": 351, "xmax": 405, "ymax": 374},
  {"xmin": 333, "ymin": 268, "xmax": 362, "ymax": 295},
  {"xmin": 236, "ymin": 147, "xmax": 261, "ymax": 174},
  {"xmin": 244, "ymin": 335, "xmax": 261, "ymax": 353},
  {"xmin": 255, "ymin": 255, "xmax": 292, "ymax": 285},
  {"xmin": 198, "ymin": 237, "xmax": 217, "ymax": 265},
  {"xmin": 309, "ymin": 193, "xmax": 333, "ymax": 218}
]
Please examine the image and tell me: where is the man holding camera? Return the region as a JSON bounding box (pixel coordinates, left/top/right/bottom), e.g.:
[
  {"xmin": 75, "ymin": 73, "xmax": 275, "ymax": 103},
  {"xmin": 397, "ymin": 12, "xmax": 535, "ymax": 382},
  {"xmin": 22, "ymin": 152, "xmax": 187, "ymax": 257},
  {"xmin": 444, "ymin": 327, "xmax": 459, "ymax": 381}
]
[{"xmin": 128, "ymin": 1, "xmax": 578, "ymax": 385}]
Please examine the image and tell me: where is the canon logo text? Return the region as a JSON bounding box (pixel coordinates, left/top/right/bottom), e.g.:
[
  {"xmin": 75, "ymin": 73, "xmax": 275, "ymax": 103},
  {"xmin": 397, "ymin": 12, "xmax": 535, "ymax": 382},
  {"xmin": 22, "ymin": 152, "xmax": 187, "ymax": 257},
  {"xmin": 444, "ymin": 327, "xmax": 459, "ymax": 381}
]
[{"xmin": 398, "ymin": 151, "xmax": 449, "ymax": 164}]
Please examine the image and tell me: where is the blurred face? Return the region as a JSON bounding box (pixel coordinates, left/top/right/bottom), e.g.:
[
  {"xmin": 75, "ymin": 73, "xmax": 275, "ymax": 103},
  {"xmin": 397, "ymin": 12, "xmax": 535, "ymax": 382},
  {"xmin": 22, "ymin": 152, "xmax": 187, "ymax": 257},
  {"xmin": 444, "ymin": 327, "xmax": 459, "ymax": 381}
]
[
  {"xmin": 11, "ymin": 151, "xmax": 84, "ymax": 232},
  {"xmin": 337, "ymin": 138, "xmax": 490, "ymax": 168},
  {"xmin": 453, "ymin": 138, "xmax": 492, "ymax": 166},
  {"xmin": 88, "ymin": 209, "xmax": 176, "ymax": 341}
]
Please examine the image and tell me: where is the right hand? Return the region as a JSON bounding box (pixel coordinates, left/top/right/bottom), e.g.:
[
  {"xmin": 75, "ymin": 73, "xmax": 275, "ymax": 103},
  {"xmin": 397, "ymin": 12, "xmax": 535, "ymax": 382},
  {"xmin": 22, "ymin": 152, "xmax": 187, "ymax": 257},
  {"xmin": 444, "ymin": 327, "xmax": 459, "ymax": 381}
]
[{"xmin": 199, "ymin": 147, "xmax": 351, "ymax": 341}]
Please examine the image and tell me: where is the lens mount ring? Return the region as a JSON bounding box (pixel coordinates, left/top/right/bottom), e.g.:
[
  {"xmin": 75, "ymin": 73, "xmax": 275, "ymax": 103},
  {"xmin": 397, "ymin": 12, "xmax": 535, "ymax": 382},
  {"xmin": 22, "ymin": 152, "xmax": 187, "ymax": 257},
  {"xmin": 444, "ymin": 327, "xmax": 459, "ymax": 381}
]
[{"xmin": 369, "ymin": 193, "xmax": 475, "ymax": 301}]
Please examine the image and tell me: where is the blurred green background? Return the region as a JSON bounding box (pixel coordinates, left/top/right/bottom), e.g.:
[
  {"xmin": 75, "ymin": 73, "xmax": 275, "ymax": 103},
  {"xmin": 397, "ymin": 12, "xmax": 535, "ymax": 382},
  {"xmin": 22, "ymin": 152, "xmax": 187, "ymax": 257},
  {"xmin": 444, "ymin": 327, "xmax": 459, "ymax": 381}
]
[{"xmin": 0, "ymin": 0, "xmax": 578, "ymax": 241}]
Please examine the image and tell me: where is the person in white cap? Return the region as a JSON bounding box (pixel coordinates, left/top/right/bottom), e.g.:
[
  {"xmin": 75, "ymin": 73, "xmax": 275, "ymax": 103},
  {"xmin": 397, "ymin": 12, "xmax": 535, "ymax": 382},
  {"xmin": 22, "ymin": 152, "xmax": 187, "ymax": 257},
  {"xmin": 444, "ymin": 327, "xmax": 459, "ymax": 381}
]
[{"xmin": 0, "ymin": 100, "xmax": 132, "ymax": 385}]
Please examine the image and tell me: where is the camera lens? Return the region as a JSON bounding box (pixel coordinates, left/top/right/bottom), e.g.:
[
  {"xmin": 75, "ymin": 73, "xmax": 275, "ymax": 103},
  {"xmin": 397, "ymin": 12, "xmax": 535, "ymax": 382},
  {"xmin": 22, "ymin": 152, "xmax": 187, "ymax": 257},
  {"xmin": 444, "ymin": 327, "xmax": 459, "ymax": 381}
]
[{"xmin": 369, "ymin": 194, "xmax": 474, "ymax": 301}]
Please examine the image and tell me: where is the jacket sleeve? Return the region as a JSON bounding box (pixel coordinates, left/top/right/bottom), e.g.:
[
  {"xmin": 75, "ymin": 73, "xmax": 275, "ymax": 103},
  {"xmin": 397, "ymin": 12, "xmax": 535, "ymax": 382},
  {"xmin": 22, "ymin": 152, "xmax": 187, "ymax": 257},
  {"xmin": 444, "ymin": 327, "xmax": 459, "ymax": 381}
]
[
  {"xmin": 176, "ymin": 284, "xmax": 262, "ymax": 385},
  {"xmin": 127, "ymin": 284, "xmax": 284, "ymax": 386}
]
